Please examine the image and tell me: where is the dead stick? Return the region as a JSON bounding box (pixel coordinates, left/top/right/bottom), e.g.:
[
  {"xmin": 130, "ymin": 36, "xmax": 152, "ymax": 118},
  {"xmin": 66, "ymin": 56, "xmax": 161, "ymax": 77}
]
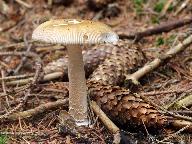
[
  {"xmin": 158, "ymin": 125, "xmax": 190, "ymax": 143},
  {"xmin": 4, "ymin": 99, "xmax": 68, "ymax": 121},
  {"xmin": 160, "ymin": 0, "xmax": 174, "ymax": 17},
  {"xmin": 5, "ymin": 72, "xmax": 63, "ymax": 86},
  {"xmin": 15, "ymin": 0, "xmax": 32, "ymax": 8},
  {"xmin": 13, "ymin": 35, "xmax": 32, "ymax": 75},
  {"xmin": 90, "ymin": 101, "xmax": 120, "ymax": 144},
  {"xmin": 0, "ymin": 40, "xmax": 34, "ymax": 50},
  {"xmin": 0, "ymin": 73, "xmax": 34, "ymax": 81},
  {"xmin": 140, "ymin": 85, "xmax": 192, "ymax": 96},
  {"xmin": 0, "ymin": 67, "xmax": 9, "ymax": 107},
  {"xmin": 0, "ymin": 51, "xmax": 42, "ymax": 120},
  {"xmin": 174, "ymin": 0, "xmax": 190, "ymax": 16},
  {"xmin": 125, "ymin": 34, "xmax": 192, "ymax": 84},
  {"xmin": 119, "ymin": 18, "xmax": 192, "ymax": 41}
]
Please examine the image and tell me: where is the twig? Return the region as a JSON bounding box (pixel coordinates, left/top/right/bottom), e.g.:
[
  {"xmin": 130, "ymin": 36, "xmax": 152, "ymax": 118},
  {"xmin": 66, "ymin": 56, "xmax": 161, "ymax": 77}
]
[
  {"xmin": 42, "ymin": 72, "xmax": 63, "ymax": 82},
  {"xmin": 139, "ymin": 93, "xmax": 192, "ymax": 131},
  {"xmin": 0, "ymin": 52, "xmax": 41, "ymax": 64},
  {"xmin": 36, "ymin": 45, "xmax": 64, "ymax": 52},
  {"xmin": 125, "ymin": 34, "xmax": 192, "ymax": 85},
  {"xmin": 5, "ymin": 72, "xmax": 63, "ymax": 86},
  {"xmin": 47, "ymin": 0, "xmax": 53, "ymax": 6},
  {"xmin": 140, "ymin": 86, "xmax": 192, "ymax": 96},
  {"xmin": 0, "ymin": 0, "xmax": 10, "ymax": 15},
  {"xmin": 0, "ymin": 67, "xmax": 10, "ymax": 107},
  {"xmin": 160, "ymin": 0, "xmax": 174, "ymax": 17},
  {"xmin": 90, "ymin": 101, "xmax": 120, "ymax": 144},
  {"xmin": 172, "ymin": 110, "xmax": 192, "ymax": 116},
  {"xmin": 0, "ymin": 61, "xmax": 9, "ymax": 69},
  {"xmin": 5, "ymin": 78, "xmax": 33, "ymax": 86},
  {"xmin": 0, "ymin": 128, "xmax": 57, "ymax": 137},
  {"xmin": 174, "ymin": 0, "xmax": 190, "ymax": 16},
  {"xmin": 5, "ymin": 99, "xmax": 68, "ymax": 121},
  {"xmin": 139, "ymin": 94, "xmax": 192, "ymax": 122},
  {"xmin": 14, "ymin": 0, "xmax": 32, "ymax": 9},
  {"xmin": 119, "ymin": 18, "xmax": 192, "ymax": 41},
  {"xmin": 0, "ymin": 51, "xmax": 42, "ymax": 120},
  {"xmin": 0, "ymin": 40, "xmax": 34, "ymax": 50},
  {"xmin": 165, "ymin": 86, "xmax": 192, "ymax": 110},
  {"xmin": 158, "ymin": 125, "xmax": 190, "ymax": 143},
  {"xmin": 0, "ymin": 73, "xmax": 34, "ymax": 81},
  {"xmin": 13, "ymin": 35, "xmax": 32, "ymax": 75}
]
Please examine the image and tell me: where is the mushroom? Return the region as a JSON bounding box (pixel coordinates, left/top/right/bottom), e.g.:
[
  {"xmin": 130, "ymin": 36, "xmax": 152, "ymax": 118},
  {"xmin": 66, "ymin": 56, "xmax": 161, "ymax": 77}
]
[{"xmin": 32, "ymin": 19, "xmax": 118, "ymax": 126}]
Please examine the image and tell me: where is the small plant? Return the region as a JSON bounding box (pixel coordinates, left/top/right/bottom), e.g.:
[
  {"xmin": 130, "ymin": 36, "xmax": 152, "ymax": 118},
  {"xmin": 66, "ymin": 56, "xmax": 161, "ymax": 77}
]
[
  {"xmin": 156, "ymin": 35, "xmax": 176, "ymax": 47},
  {"xmin": 151, "ymin": 16, "xmax": 160, "ymax": 24},
  {"xmin": 133, "ymin": 0, "xmax": 145, "ymax": 15},
  {"xmin": 154, "ymin": 0, "xmax": 173, "ymax": 13},
  {"xmin": 156, "ymin": 37, "xmax": 164, "ymax": 46},
  {"xmin": 166, "ymin": 34, "xmax": 176, "ymax": 45},
  {"xmin": 154, "ymin": 0, "xmax": 166, "ymax": 13},
  {"xmin": 0, "ymin": 135, "xmax": 7, "ymax": 144}
]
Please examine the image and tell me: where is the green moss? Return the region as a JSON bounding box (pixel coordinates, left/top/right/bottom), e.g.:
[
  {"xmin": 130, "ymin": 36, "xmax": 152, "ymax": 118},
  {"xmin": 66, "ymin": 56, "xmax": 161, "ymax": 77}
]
[
  {"xmin": 134, "ymin": 0, "xmax": 144, "ymax": 5},
  {"xmin": 0, "ymin": 135, "xmax": 7, "ymax": 144},
  {"xmin": 167, "ymin": 4, "xmax": 174, "ymax": 12},
  {"xmin": 154, "ymin": 0, "xmax": 166, "ymax": 13},
  {"xmin": 151, "ymin": 16, "xmax": 160, "ymax": 24},
  {"xmin": 156, "ymin": 37, "xmax": 164, "ymax": 46},
  {"xmin": 153, "ymin": 0, "xmax": 174, "ymax": 13},
  {"xmin": 133, "ymin": 0, "xmax": 145, "ymax": 15},
  {"xmin": 155, "ymin": 35, "xmax": 176, "ymax": 47}
]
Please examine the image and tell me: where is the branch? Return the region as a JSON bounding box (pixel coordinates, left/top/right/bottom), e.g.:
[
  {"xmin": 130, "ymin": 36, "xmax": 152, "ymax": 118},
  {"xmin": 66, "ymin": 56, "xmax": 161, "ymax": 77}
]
[
  {"xmin": 119, "ymin": 18, "xmax": 192, "ymax": 41},
  {"xmin": 0, "ymin": 51, "xmax": 43, "ymax": 120},
  {"xmin": 125, "ymin": 34, "xmax": 192, "ymax": 85},
  {"xmin": 3, "ymin": 99, "xmax": 68, "ymax": 121},
  {"xmin": 90, "ymin": 101, "xmax": 120, "ymax": 144}
]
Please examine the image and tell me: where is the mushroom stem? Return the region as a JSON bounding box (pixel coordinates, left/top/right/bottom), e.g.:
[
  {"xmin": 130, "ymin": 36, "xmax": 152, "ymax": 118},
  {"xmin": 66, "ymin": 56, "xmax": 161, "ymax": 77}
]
[{"xmin": 67, "ymin": 44, "xmax": 88, "ymax": 126}]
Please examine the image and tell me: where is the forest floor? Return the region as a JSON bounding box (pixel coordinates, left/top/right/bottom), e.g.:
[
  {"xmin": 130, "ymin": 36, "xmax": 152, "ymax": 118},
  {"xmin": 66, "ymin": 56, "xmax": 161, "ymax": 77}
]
[{"xmin": 0, "ymin": 0, "xmax": 192, "ymax": 143}]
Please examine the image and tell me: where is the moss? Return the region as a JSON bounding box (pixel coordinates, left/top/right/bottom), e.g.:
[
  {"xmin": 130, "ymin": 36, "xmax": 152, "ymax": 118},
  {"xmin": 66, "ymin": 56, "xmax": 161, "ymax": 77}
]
[
  {"xmin": 0, "ymin": 135, "xmax": 7, "ymax": 144},
  {"xmin": 156, "ymin": 37, "xmax": 165, "ymax": 46},
  {"xmin": 154, "ymin": 0, "xmax": 166, "ymax": 13}
]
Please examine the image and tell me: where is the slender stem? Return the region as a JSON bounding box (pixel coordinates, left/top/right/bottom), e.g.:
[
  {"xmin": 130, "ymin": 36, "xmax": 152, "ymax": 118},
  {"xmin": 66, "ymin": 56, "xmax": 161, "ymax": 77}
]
[{"xmin": 67, "ymin": 45, "xmax": 88, "ymax": 126}]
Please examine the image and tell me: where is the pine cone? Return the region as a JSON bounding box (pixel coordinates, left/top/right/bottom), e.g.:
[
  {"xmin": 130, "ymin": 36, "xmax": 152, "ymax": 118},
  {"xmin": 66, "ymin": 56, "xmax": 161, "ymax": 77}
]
[{"xmin": 88, "ymin": 81, "xmax": 169, "ymax": 127}]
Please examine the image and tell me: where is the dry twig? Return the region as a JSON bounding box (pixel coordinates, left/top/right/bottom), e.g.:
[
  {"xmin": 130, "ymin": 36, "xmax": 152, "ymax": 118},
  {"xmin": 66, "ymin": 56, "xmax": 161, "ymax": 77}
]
[
  {"xmin": 140, "ymin": 85, "xmax": 192, "ymax": 96},
  {"xmin": 5, "ymin": 99, "xmax": 68, "ymax": 121},
  {"xmin": 160, "ymin": 0, "xmax": 174, "ymax": 17},
  {"xmin": 0, "ymin": 40, "xmax": 34, "ymax": 50},
  {"xmin": 90, "ymin": 101, "xmax": 120, "ymax": 144},
  {"xmin": 0, "ymin": 73, "xmax": 34, "ymax": 81},
  {"xmin": 5, "ymin": 72, "xmax": 63, "ymax": 86},
  {"xmin": 0, "ymin": 0, "xmax": 10, "ymax": 15},
  {"xmin": 0, "ymin": 67, "xmax": 9, "ymax": 107},
  {"xmin": 119, "ymin": 18, "xmax": 192, "ymax": 41},
  {"xmin": 15, "ymin": 0, "xmax": 32, "ymax": 8},
  {"xmin": 139, "ymin": 94, "xmax": 192, "ymax": 123},
  {"xmin": 125, "ymin": 34, "xmax": 192, "ymax": 85},
  {"xmin": 0, "ymin": 51, "xmax": 42, "ymax": 120},
  {"xmin": 174, "ymin": 0, "xmax": 191, "ymax": 16},
  {"xmin": 158, "ymin": 125, "xmax": 190, "ymax": 143},
  {"xmin": 12, "ymin": 35, "xmax": 32, "ymax": 75}
]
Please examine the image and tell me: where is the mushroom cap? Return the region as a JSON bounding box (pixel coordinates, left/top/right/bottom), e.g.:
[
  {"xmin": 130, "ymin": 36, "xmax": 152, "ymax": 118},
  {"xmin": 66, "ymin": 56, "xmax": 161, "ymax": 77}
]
[{"xmin": 32, "ymin": 19, "xmax": 118, "ymax": 45}]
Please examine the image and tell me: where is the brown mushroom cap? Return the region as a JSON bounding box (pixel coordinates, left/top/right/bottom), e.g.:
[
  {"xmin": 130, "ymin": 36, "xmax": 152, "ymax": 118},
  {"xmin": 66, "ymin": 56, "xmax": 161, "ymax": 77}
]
[{"xmin": 32, "ymin": 19, "xmax": 118, "ymax": 44}]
